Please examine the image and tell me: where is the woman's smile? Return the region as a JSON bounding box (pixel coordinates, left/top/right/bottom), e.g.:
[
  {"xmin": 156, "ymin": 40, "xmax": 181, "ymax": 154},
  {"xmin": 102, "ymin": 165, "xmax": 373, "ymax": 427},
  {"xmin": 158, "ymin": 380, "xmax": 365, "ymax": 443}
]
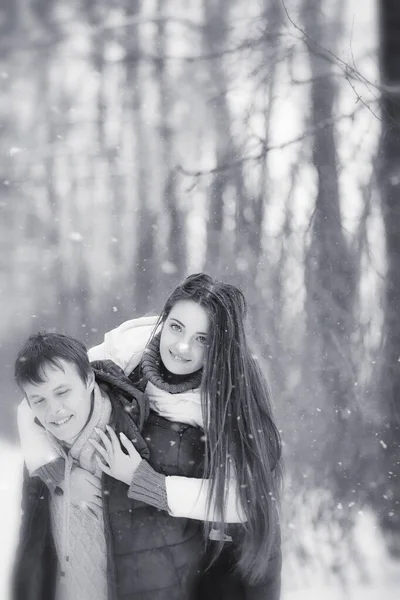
[{"xmin": 169, "ymin": 350, "xmax": 191, "ymax": 363}]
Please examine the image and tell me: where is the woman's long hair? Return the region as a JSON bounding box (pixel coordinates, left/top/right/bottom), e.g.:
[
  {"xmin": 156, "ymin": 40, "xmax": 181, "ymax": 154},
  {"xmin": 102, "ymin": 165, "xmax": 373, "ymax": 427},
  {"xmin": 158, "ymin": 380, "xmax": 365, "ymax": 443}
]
[{"xmin": 157, "ymin": 273, "xmax": 283, "ymax": 584}]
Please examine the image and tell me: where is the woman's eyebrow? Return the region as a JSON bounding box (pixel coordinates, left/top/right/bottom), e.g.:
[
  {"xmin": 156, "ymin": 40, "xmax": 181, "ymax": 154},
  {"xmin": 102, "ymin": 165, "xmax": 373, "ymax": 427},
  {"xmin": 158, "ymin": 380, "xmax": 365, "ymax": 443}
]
[{"xmin": 170, "ymin": 318, "xmax": 185, "ymax": 327}]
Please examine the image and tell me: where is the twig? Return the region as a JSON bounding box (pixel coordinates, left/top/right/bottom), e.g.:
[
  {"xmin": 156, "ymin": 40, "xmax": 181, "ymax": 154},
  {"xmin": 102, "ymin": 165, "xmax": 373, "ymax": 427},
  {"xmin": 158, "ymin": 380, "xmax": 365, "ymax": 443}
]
[
  {"xmin": 177, "ymin": 100, "xmax": 376, "ymax": 177},
  {"xmin": 280, "ymin": 0, "xmax": 380, "ymax": 94}
]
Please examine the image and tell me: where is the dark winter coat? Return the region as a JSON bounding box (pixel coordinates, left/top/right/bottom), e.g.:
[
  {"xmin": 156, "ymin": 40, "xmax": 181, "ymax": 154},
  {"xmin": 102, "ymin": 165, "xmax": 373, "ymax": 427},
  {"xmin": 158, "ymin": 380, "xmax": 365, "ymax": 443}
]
[{"xmin": 12, "ymin": 397, "xmax": 206, "ymax": 600}]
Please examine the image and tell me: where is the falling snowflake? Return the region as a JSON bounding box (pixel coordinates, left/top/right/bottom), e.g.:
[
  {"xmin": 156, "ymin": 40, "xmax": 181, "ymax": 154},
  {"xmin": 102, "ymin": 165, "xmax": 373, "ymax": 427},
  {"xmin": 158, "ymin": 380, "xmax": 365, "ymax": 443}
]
[
  {"xmin": 9, "ymin": 147, "xmax": 23, "ymax": 156},
  {"xmin": 161, "ymin": 261, "xmax": 177, "ymax": 274},
  {"xmin": 68, "ymin": 232, "xmax": 83, "ymax": 242}
]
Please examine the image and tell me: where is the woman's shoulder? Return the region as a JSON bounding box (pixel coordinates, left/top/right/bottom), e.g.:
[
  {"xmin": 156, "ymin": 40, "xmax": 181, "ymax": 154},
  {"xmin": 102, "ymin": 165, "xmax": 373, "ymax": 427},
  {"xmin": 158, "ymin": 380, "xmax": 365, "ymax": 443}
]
[
  {"xmin": 105, "ymin": 316, "xmax": 159, "ymax": 352},
  {"xmin": 90, "ymin": 316, "xmax": 159, "ymax": 373}
]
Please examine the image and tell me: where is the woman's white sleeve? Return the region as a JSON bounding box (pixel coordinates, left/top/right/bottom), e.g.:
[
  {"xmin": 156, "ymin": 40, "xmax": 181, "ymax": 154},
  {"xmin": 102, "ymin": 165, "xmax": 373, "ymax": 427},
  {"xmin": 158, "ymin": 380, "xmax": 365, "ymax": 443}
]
[
  {"xmin": 17, "ymin": 399, "xmax": 59, "ymax": 475},
  {"xmin": 88, "ymin": 316, "xmax": 159, "ymax": 374},
  {"xmin": 165, "ymin": 476, "xmax": 247, "ymax": 523}
]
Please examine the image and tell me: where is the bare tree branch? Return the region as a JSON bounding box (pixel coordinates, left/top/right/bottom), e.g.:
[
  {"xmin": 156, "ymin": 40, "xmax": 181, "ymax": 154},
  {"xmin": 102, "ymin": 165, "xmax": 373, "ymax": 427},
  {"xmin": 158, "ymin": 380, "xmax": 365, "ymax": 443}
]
[
  {"xmin": 177, "ymin": 100, "xmax": 377, "ymax": 178},
  {"xmin": 280, "ymin": 0, "xmax": 380, "ymax": 93}
]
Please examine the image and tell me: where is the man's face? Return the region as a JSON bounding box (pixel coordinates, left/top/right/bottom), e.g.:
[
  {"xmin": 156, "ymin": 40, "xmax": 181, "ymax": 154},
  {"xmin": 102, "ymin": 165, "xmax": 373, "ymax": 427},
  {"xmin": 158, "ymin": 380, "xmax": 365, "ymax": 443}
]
[{"xmin": 23, "ymin": 360, "xmax": 94, "ymax": 444}]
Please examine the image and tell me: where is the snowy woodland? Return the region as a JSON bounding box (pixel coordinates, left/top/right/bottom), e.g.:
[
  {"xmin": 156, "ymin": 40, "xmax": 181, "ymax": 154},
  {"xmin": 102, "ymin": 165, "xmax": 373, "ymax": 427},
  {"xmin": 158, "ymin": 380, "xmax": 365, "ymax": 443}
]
[{"xmin": 0, "ymin": 0, "xmax": 400, "ymax": 598}]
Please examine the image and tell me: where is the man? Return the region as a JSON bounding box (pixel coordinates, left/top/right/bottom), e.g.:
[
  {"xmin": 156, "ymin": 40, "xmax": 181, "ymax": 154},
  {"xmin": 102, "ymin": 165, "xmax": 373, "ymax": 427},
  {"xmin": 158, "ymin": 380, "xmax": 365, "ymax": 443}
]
[{"xmin": 13, "ymin": 332, "xmax": 205, "ymax": 600}]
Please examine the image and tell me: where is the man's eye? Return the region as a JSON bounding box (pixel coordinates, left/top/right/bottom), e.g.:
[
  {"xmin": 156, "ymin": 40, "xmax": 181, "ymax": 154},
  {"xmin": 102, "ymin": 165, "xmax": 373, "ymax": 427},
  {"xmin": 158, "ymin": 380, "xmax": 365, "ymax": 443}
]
[
  {"xmin": 57, "ymin": 390, "xmax": 68, "ymax": 396},
  {"xmin": 33, "ymin": 398, "xmax": 44, "ymax": 405}
]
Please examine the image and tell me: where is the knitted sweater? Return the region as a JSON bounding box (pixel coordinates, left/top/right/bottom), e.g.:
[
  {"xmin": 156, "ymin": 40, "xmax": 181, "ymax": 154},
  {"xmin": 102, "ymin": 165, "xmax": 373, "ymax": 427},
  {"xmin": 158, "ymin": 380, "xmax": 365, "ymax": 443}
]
[{"xmin": 48, "ymin": 384, "xmax": 111, "ymax": 600}]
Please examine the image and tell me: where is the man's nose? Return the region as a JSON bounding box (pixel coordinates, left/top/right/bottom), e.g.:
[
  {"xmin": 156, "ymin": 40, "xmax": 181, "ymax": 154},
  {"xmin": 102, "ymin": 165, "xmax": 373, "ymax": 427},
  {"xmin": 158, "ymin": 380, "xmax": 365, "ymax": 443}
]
[{"xmin": 47, "ymin": 396, "xmax": 62, "ymax": 415}]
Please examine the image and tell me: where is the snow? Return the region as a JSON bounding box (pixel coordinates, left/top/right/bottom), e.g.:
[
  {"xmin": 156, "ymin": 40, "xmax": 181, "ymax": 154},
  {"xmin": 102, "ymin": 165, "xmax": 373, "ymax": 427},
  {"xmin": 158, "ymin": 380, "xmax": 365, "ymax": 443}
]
[
  {"xmin": 0, "ymin": 439, "xmax": 398, "ymax": 600},
  {"xmin": 284, "ymin": 586, "xmax": 399, "ymax": 600}
]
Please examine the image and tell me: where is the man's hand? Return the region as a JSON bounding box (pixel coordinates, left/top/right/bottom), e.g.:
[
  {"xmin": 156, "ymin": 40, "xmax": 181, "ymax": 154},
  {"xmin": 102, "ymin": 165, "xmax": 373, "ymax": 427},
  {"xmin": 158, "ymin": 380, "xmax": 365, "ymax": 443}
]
[
  {"xmin": 69, "ymin": 467, "xmax": 102, "ymax": 517},
  {"xmin": 90, "ymin": 425, "xmax": 142, "ymax": 486}
]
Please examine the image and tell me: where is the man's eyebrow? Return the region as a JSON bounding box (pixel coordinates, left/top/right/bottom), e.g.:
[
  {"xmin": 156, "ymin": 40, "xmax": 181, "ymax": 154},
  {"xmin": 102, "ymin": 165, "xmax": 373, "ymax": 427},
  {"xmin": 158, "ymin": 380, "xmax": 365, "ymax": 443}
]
[
  {"xmin": 53, "ymin": 384, "xmax": 68, "ymax": 392},
  {"xmin": 30, "ymin": 384, "xmax": 67, "ymax": 398},
  {"xmin": 170, "ymin": 318, "xmax": 207, "ymax": 336}
]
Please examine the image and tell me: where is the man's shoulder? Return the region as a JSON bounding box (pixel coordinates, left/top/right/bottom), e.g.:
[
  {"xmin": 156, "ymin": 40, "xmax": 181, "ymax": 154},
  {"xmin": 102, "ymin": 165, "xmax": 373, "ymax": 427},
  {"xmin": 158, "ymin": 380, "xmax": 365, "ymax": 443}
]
[{"xmin": 93, "ymin": 360, "xmax": 149, "ymax": 424}]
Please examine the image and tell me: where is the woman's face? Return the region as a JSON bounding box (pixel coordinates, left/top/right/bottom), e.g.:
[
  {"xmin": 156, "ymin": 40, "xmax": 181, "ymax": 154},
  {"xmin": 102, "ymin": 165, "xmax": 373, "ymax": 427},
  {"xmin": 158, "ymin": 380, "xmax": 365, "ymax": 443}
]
[{"xmin": 159, "ymin": 300, "xmax": 209, "ymax": 375}]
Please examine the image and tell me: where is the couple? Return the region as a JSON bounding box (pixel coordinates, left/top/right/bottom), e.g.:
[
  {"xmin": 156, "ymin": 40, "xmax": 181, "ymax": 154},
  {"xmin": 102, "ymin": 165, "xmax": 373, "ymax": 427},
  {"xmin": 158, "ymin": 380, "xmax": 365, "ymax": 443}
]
[{"xmin": 12, "ymin": 273, "xmax": 283, "ymax": 600}]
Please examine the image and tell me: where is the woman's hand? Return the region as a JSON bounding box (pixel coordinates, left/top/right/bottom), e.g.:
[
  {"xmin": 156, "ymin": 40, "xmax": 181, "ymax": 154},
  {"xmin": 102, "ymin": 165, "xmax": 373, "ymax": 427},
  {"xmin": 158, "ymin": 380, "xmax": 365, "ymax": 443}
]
[
  {"xmin": 69, "ymin": 467, "xmax": 102, "ymax": 517},
  {"xmin": 90, "ymin": 425, "xmax": 142, "ymax": 486}
]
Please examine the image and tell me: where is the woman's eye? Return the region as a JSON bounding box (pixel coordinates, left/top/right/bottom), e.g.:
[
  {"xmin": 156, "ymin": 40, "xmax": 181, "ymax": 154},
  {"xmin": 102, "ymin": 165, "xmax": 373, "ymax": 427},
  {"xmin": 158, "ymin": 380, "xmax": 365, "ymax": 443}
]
[
  {"xmin": 197, "ymin": 336, "xmax": 207, "ymax": 345},
  {"xmin": 170, "ymin": 323, "xmax": 181, "ymax": 332}
]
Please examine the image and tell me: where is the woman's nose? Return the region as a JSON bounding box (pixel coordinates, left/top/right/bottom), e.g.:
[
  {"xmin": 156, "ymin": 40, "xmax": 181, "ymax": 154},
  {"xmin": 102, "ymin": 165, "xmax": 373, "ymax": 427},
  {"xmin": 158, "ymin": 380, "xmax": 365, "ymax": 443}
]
[{"xmin": 176, "ymin": 340, "xmax": 191, "ymax": 353}]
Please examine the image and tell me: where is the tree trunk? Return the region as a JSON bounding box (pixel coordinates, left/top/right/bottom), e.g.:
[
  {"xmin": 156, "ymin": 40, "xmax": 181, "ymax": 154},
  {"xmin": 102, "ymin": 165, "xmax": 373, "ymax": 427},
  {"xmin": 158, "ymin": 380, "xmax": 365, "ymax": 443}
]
[
  {"xmin": 202, "ymin": 0, "xmax": 233, "ymax": 274},
  {"xmin": 40, "ymin": 50, "xmax": 69, "ymax": 326},
  {"xmin": 303, "ymin": 0, "xmax": 357, "ymax": 496},
  {"xmin": 238, "ymin": 0, "xmax": 283, "ymax": 309},
  {"xmin": 378, "ymin": 0, "xmax": 400, "ymax": 553},
  {"xmin": 156, "ymin": 0, "xmax": 185, "ymax": 282},
  {"xmin": 123, "ymin": 0, "xmax": 158, "ymax": 314}
]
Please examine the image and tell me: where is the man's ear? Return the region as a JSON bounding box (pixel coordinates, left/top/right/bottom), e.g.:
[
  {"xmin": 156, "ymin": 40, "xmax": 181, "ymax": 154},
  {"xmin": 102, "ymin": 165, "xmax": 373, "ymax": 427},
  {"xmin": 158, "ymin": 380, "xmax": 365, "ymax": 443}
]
[{"xmin": 87, "ymin": 371, "xmax": 95, "ymax": 392}]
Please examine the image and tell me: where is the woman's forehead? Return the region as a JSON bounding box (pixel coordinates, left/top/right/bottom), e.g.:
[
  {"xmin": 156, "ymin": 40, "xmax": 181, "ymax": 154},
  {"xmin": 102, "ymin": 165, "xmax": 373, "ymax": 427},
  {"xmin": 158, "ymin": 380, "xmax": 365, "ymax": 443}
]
[{"xmin": 168, "ymin": 300, "xmax": 209, "ymax": 331}]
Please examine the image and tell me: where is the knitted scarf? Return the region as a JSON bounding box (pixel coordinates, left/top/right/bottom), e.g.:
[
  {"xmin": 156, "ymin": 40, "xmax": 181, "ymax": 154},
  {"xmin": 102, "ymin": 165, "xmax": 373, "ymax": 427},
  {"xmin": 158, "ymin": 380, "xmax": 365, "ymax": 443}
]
[
  {"xmin": 141, "ymin": 333, "xmax": 203, "ymax": 392},
  {"xmin": 140, "ymin": 334, "xmax": 204, "ymax": 428},
  {"xmin": 48, "ymin": 383, "xmax": 111, "ymax": 600}
]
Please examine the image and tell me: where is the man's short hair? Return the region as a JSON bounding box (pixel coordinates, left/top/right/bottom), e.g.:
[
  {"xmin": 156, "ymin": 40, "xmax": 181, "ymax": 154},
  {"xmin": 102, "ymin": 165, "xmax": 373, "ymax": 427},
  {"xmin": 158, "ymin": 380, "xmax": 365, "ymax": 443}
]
[{"xmin": 15, "ymin": 331, "xmax": 91, "ymax": 390}]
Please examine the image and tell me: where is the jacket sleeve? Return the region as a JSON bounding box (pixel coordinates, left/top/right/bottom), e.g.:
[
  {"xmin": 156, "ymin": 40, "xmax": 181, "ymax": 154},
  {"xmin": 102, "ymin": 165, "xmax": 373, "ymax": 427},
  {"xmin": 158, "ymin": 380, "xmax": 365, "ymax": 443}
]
[
  {"xmin": 17, "ymin": 399, "xmax": 59, "ymax": 475},
  {"xmin": 88, "ymin": 316, "xmax": 159, "ymax": 374},
  {"xmin": 126, "ymin": 458, "xmax": 246, "ymax": 522},
  {"xmin": 165, "ymin": 475, "xmax": 247, "ymax": 523},
  {"xmin": 127, "ymin": 419, "xmax": 247, "ymax": 522},
  {"xmin": 167, "ymin": 431, "xmax": 246, "ymax": 522},
  {"xmin": 12, "ymin": 468, "xmax": 57, "ymax": 600}
]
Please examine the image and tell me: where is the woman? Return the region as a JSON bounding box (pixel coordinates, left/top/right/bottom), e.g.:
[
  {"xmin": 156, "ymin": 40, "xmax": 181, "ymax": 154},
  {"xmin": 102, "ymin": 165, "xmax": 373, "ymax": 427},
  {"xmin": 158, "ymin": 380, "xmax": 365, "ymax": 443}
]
[{"xmin": 18, "ymin": 273, "xmax": 283, "ymax": 598}]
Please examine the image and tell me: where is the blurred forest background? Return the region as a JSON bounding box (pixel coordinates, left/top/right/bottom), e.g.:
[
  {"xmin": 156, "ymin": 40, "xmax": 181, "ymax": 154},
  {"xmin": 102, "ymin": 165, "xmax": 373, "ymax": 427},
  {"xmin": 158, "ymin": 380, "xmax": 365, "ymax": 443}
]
[{"xmin": 1, "ymin": 0, "xmax": 400, "ymax": 597}]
